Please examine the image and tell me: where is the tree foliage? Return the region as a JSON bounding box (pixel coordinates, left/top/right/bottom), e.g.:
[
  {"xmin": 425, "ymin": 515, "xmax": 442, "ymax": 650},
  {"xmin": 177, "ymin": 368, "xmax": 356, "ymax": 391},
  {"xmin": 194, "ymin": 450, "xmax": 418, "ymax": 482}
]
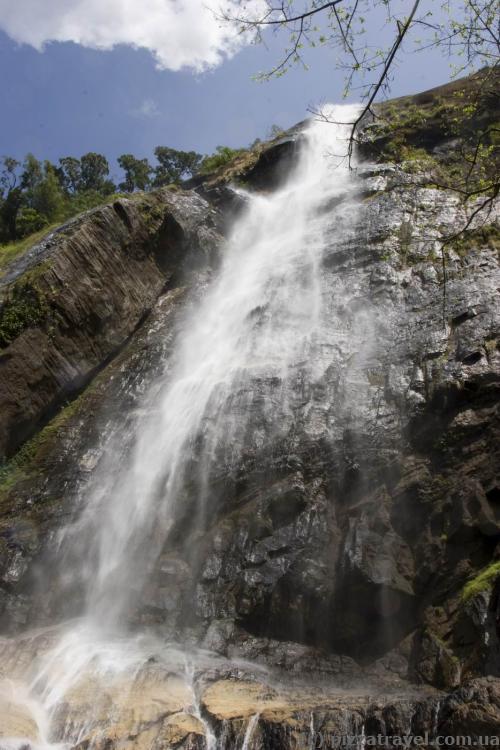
[
  {"xmin": 0, "ymin": 142, "xmax": 239, "ymax": 247},
  {"xmin": 153, "ymin": 147, "xmax": 203, "ymax": 186},
  {"xmin": 0, "ymin": 158, "xmax": 20, "ymax": 193},
  {"xmin": 31, "ymin": 162, "xmax": 66, "ymax": 221},
  {"xmin": 199, "ymin": 146, "xmax": 246, "ymax": 174},
  {"xmin": 15, "ymin": 207, "xmax": 48, "ymax": 239},
  {"xmin": 58, "ymin": 157, "xmax": 82, "ymax": 194},
  {"xmin": 0, "ymin": 153, "xmax": 115, "ymax": 244},
  {"xmin": 80, "ymin": 152, "xmax": 112, "ymax": 193},
  {"xmin": 220, "ymin": 1, "xmax": 498, "ymax": 99},
  {"xmin": 117, "ymin": 154, "xmax": 153, "ymax": 192}
]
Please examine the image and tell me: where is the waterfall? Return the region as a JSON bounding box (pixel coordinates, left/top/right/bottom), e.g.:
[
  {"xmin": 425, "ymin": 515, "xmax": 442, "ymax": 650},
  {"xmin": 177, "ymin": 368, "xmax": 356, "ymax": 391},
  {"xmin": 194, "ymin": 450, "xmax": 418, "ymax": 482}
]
[
  {"xmin": 241, "ymin": 713, "xmax": 260, "ymax": 750},
  {"xmin": 0, "ymin": 104, "xmax": 362, "ymax": 748},
  {"xmin": 62, "ymin": 102, "xmax": 361, "ymax": 630}
]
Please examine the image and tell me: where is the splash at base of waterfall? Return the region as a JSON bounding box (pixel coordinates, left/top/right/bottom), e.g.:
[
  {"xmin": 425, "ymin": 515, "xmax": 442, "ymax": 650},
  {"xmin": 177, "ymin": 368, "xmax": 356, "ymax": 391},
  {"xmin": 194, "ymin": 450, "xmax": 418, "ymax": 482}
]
[
  {"xmin": 0, "ymin": 620, "xmax": 432, "ymax": 750},
  {"xmin": 0, "ymin": 621, "xmax": 270, "ymax": 749}
]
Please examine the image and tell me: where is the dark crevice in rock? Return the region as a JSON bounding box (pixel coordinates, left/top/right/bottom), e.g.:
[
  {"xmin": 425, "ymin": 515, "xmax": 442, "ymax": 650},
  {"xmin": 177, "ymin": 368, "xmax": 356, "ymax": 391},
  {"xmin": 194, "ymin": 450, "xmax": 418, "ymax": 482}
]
[{"xmin": 113, "ymin": 200, "xmax": 133, "ymax": 230}]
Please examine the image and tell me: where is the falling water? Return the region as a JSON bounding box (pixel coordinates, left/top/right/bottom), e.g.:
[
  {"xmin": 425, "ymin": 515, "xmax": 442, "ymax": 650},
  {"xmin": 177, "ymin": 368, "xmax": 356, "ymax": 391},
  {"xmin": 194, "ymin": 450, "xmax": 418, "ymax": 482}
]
[
  {"xmin": 0, "ymin": 104, "xmax": 362, "ymax": 747},
  {"xmin": 60, "ymin": 102, "xmax": 361, "ymax": 631},
  {"xmin": 241, "ymin": 713, "xmax": 260, "ymax": 750}
]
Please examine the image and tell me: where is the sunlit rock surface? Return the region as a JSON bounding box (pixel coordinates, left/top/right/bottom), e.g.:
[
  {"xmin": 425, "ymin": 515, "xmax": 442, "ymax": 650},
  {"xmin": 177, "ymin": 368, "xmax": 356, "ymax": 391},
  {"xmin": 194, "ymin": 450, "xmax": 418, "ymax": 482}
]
[{"xmin": 1, "ymin": 626, "xmax": 499, "ymax": 748}]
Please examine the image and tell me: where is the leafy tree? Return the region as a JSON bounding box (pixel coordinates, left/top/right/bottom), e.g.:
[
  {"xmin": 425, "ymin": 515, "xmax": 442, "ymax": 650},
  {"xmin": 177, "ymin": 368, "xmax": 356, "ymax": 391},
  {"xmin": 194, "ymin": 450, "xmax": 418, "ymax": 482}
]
[
  {"xmin": 17, "ymin": 157, "xmax": 65, "ymax": 225},
  {"xmin": 0, "ymin": 157, "xmax": 20, "ymax": 195},
  {"xmin": 267, "ymin": 124, "xmax": 285, "ymax": 139},
  {"xmin": 20, "ymin": 154, "xmax": 43, "ymax": 193},
  {"xmin": 80, "ymin": 152, "xmax": 112, "ymax": 192},
  {"xmin": 0, "ymin": 187, "xmax": 23, "ymax": 241},
  {"xmin": 221, "ymin": 1, "xmax": 498, "ymax": 121},
  {"xmin": 59, "ymin": 156, "xmax": 82, "ymax": 194},
  {"xmin": 30, "ymin": 162, "xmax": 65, "ymax": 222},
  {"xmin": 153, "ymin": 147, "xmax": 203, "ymax": 185},
  {"xmin": 117, "ymin": 154, "xmax": 153, "ymax": 192},
  {"xmin": 101, "ymin": 178, "xmax": 118, "ymax": 196},
  {"xmin": 15, "ymin": 207, "xmax": 49, "ymax": 238},
  {"xmin": 0, "ymin": 151, "xmax": 120, "ymax": 245},
  {"xmin": 0, "ymin": 158, "xmax": 22, "ymax": 241},
  {"xmin": 69, "ymin": 190, "xmax": 117, "ymax": 214}
]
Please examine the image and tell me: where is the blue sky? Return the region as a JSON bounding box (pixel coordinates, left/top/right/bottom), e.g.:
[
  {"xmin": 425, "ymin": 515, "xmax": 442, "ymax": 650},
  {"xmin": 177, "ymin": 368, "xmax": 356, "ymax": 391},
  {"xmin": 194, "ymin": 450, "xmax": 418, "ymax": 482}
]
[{"xmin": 0, "ymin": 1, "xmax": 460, "ymax": 180}]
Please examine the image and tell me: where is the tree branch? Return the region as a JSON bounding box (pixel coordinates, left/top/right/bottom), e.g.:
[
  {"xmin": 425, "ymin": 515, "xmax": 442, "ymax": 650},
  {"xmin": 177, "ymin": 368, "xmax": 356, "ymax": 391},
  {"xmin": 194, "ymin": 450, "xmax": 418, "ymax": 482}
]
[
  {"xmin": 226, "ymin": 0, "xmax": 344, "ymax": 27},
  {"xmin": 346, "ymin": 0, "xmax": 422, "ymax": 163}
]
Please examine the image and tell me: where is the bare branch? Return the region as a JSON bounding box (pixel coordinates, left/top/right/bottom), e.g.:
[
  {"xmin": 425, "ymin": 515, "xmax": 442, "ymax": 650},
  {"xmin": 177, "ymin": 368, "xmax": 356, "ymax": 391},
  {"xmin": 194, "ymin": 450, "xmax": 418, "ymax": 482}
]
[
  {"xmin": 346, "ymin": 0, "xmax": 422, "ymax": 163},
  {"xmin": 222, "ymin": 0, "xmax": 344, "ymax": 27}
]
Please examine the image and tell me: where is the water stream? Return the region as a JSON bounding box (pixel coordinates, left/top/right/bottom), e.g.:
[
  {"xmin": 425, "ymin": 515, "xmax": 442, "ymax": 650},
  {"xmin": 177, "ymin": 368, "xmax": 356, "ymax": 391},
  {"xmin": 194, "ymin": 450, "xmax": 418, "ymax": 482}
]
[{"xmin": 0, "ymin": 105, "xmax": 362, "ymax": 748}]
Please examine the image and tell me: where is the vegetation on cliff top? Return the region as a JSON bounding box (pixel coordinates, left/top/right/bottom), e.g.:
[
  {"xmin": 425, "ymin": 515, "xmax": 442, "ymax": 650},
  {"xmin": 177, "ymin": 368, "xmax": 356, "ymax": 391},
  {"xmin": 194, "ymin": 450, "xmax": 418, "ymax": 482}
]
[
  {"xmin": 364, "ymin": 68, "xmax": 499, "ymax": 202},
  {"xmin": 0, "ymin": 123, "xmax": 288, "ymax": 276},
  {"xmin": 223, "ymin": 1, "xmax": 499, "ymax": 236},
  {"xmin": 0, "ymin": 222, "xmax": 61, "ymax": 274}
]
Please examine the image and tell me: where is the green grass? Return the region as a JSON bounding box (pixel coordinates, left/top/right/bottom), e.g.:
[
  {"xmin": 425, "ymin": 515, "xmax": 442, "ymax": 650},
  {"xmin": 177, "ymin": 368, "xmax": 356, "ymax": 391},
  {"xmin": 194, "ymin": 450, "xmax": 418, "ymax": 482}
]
[
  {"xmin": 461, "ymin": 561, "xmax": 500, "ymax": 603},
  {"xmin": 0, "ymin": 192, "xmax": 131, "ymax": 277},
  {"xmin": 0, "ymin": 223, "xmax": 61, "ymax": 276},
  {"xmin": 0, "ymin": 191, "xmax": 172, "ymax": 350},
  {"xmin": 199, "ymin": 146, "xmax": 246, "ymax": 175},
  {"xmin": 365, "ymin": 68, "xmax": 499, "ymax": 201},
  {"xmin": 197, "ymin": 127, "xmax": 292, "ymax": 186}
]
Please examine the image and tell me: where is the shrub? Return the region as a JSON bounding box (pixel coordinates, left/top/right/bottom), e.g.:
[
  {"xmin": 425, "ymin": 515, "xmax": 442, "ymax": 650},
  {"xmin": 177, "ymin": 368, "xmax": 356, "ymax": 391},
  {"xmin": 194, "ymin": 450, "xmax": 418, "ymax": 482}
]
[
  {"xmin": 16, "ymin": 207, "xmax": 48, "ymax": 238},
  {"xmin": 0, "ymin": 283, "xmax": 47, "ymax": 348},
  {"xmin": 199, "ymin": 146, "xmax": 245, "ymax": 174}
]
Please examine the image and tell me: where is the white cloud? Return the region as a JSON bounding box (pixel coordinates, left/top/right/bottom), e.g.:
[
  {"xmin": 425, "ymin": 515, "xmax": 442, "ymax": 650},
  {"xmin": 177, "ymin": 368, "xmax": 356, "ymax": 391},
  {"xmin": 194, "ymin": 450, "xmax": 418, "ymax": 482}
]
[
  {"xmin": 132, "ymin": 98, "xmax": 160, "ymax": 118},
  {"xmin": 0, "ymin": 0, "xmax": 264, "ymax": 72}
]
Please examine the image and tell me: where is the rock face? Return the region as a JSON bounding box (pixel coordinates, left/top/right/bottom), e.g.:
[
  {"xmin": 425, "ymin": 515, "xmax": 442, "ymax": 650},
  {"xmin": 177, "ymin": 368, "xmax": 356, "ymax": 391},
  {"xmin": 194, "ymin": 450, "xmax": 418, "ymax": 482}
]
[
  {"xmin": 1, "ymin": 629, "xmax": 499, "ymax": 750},
  {"xmin": 0, "ymin": 189, "xmax": 221, "ymax": 460},
  {"xmin": 0, "ymin": 73, "xmax": 499, "ymax": 745}
]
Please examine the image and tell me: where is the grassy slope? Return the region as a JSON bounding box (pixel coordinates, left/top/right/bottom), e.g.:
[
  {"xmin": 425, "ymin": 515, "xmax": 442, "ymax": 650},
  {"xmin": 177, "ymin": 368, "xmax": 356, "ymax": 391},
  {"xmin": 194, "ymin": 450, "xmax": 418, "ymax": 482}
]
[
  {"xmin": 362, "ymin": 67, "xmax": 499, "ymax": 166},
  {"xmin": 0, "ymin": 223, "xmax": 62, "ymax": 277}
]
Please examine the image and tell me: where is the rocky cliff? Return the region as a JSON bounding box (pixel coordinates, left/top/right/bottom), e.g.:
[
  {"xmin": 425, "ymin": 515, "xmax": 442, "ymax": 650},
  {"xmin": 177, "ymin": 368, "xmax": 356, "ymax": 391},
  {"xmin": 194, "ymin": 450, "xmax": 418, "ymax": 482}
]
[
  {"xmin": 0, "ymin": 71, "xmax": 499, "ymax": 747},
  {"xmin": 0, "ymin": 188, "xmax": 224, "ymax": 460}
]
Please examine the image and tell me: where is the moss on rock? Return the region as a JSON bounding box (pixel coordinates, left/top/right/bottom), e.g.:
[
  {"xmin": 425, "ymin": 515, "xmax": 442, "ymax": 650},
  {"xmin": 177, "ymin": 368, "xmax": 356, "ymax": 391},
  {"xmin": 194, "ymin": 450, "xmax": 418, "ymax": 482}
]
[
  {"xmin": 461, "ymin": 561, "xmax": 500, "ymax": 603},
  {"xmin": 0, "ymin": 283, "xmax": 48, "ymax": 348}
]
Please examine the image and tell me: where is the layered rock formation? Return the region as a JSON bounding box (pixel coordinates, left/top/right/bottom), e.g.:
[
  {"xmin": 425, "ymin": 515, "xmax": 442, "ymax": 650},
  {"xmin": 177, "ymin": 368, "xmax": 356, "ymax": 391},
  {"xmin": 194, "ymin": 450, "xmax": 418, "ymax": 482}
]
[
  {"xmin": 0, "ymin": 72, "xmax": 499, "ymax": 746},
  {"xmin": 0, "ymin": 189, "xmax": 222, "ymax": 460}
]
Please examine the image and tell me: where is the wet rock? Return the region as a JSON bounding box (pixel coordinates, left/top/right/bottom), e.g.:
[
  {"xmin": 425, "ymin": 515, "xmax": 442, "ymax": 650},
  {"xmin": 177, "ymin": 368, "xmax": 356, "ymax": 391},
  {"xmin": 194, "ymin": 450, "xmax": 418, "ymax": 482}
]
[
  {"xmin": 409, "ymin": 629, "xmax": 462, "ymax": 689},
  {"xmin": 453, "ymin": 581, "xmax": 500, "ymax": 678},
  {"xmin": 0, "ymin": 680, "xmax": 40, "ymax": 741},
  {"xmin": 186, "ymin": 132, "xmax": 304, "ymax": 194},
  {"xmin": 439, "ymin": 677, "xmax": 500, "ymax": 735},
  {"xmin": 242, "ymin": 136, "xmax": 301, "ymax": 190},
  {"xmin": 0, "ymin": 286, "xmax": 210, "ymax": 631}
]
